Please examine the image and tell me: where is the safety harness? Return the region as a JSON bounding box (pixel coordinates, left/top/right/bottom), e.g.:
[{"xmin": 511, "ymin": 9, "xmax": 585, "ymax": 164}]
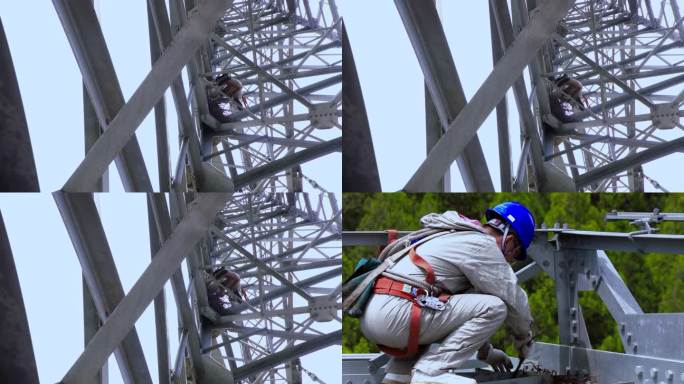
[{"xmin": 373, "ymin": 232, "xmax": 451, "ymax": 358}]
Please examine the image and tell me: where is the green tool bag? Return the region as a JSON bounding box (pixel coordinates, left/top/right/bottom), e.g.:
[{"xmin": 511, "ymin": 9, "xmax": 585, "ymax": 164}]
[{"xmin": 342, "ymin": 258, "xmax": 382, "ymax": 318}]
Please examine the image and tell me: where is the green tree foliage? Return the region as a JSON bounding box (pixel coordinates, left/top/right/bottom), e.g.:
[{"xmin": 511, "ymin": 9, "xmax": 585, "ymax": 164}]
[{"xmin": 342, "ymin": 193, "xmax": 684, "ymax": 356}]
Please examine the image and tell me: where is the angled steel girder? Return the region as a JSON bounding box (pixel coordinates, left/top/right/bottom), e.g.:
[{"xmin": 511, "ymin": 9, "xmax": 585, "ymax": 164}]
[
  {"xmin": 232, "ymin": 233, "xmax": 340, "ymax": 272},
  {"xmin": 403, "ymin": 0, "xmax": 574, "ymax": 192},
  {"xmin": 148, "ymin": 0, "xmax": 235, "ymax": 194},
  {"xmin": 0, "ymin": 212, "xmax": 39, "ymax": 384},
  {"xmin": 205, "ymin": 132, "xmax": 325, "ymax": 152},
  {"xmin": 146, "ymin": 199, "xmax": 170, "ymax": 384},
  {"xmin": 489, "ymin": 0, "xmax": 553, "ymax": 191},
  {"xmin": 574, "ymin": 136, "xmax": 684, "ymax": 189},
  {"xmin": 490, "ymin": 2, "xmax": 512, "ymax": 192},
  {"xmin": 204, "ymin": 193, "xmax": 341, "ymax": 382},
  {"xmin": 81, "ymin": 21, "xmax": 108, "ymax": 382},
  {"xmin": 53, "ymin": 192, "xmax": 153, "ymax": 384},
  {"xmin": 553, "ymin": 228, "xmax": 684, "ymax": 253},
  {"xmin": 146, "ymin": 0, "xmax": 205, "ymax": 191},
  {"xmin": 213, "ymin": 230, "xmax": 314, "ymax": 301},
  {"xmin": 61, "ymin": 0, "xmax": 235, "ymax": 192},
  {"xmin": 218, "ymin": 302, "xmax": 340, "ymax": 322},
  {"xmin": 210, "ymin": 33, "xmax": 313, "ymax": 108},
  {"xmin": 531, "ymin": 342, "xmax": 684, "ymax": 384},
  {"xmin": 570, "ymin": 72, "xmax": 684, "ymax": 121},
  {"xmin": 0, "ymin": 19, "xmax": 39, "ymax": 192},
  {"xmin": 237, "ymin": 40, "xmax": 340, "ymax": 80},
  {"xmin": 395, "ymin": 0, "xmax": 494, "ymax": 192},
  {"xmin": 53, "ymin": 0, "xmax": 153, "ymax": 192},
  {"xmin": 232, "ymin": 137, "xmax": 341, "ymax": 189},
  {"xmin": 553, "ymin": 36, "xmax": 655, "ymax": 108},
  {"xmin": 60, "ymin": 194, "xmax": 227, "ymax": 384},
  {"xmin": 224, "ymin": 74, "xmax": 342, "ymax": 122},
  {"xmin": 232, "ymin": 330, "xmax": 341, "ymax": 380},
  {"xmin": 147, "ymin": 3, "xmax": 170, "ymax": 192},
  {"xmin": 574, "ymin": 41, "xmax": 684, "ymax": 82},
  {"xmin": 208, "ymin": 325, "xmax": 322, "ymax": 341},
  {"xmin": 147, "ymin": 194, "xmax": 206, "ymax": 380},
  {"xmin": 231, "ymin": 266, "xmax": 341, "ymax": 312},
  {"xmin": 202, "ymin": 5, "xmax": 342, "ymax": 195},
  {"xmin": 342, "ymin": 23, "xmax": 381, "ymax": 192},
  {"xmin": 82, "ymin": 279, "xmax": 107, "ymax": 384}
]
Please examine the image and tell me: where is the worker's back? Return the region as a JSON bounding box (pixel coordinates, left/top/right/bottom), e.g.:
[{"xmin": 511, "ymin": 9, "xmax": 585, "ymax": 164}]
[
  {"xmin": 387, "ymin": 230, "xmax": 497, "ymax": 295},
  {"xmin": 222, "ymin": 78, "xmax": 243, "ymax": 97}
]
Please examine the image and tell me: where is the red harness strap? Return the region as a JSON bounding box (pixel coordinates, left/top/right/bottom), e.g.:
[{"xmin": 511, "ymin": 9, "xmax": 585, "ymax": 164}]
[
  {"xmin": 377, "ymin": 229, "xmax": 399, "ymax": 256},
  {"xmin": 373, "ymin": 248, "xmax": 449, "ymax": 358},
  {"xmin": 373, "ymin": 277, "xmax": 424, "ymax": 358},
  {"xmin": 409, "ymin": 248, "xmax": 435, "ymax": 285},
  {"xmin": 386, "ymin": 229, "xmax": 398, "ymax": 244}
]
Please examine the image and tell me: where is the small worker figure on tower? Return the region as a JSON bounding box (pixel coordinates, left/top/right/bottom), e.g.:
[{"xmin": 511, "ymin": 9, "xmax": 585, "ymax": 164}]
[
  {"xmin": 206, "ymin": 73, "xmax": 249, "ymax": 122},
  {"xmin": 215, "ymin": 73, "xmax": 248, "ymax": 111},
  {"xmin": 207, "ymin": 266, "xmax": 247, "ymax": 315},
  {"xmin": 553, "ymin": 74, "xmax": 587, "ymax": 111}
]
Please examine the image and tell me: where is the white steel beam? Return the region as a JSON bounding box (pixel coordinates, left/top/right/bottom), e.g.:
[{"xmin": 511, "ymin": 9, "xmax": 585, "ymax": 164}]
[
  {"xmin": 403, "ymin": 0, "xmax": 574, "ymax": 191},
  {"xmin": 62, "ymin": 0, "xmax": 234, "ymax": 191},
  {"xmin": 60, "ymin": 194, "xmax": 227, "ymax": 384}
]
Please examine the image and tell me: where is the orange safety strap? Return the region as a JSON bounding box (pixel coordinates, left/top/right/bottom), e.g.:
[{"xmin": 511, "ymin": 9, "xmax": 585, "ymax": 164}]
[
  {"xmin": 409, "ymin": 248, "xmax": 435, "ymax": 285},
  {"xmin": 386, "ymin": 229, "xmax": 398, "ymax": 244},
  {"xmin": 373, "ymin": 247, "xmax": 448, "ymax": 359},
  {"xmin": 378, "ymin": 229, "xmax": 399, "ymax": 255},
  {"xmin": 374, "ymin": 277, "xmax": 424, "ymax": 358}
]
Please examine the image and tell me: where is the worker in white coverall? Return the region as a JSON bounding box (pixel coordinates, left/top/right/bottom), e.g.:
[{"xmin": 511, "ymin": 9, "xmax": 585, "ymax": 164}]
[
  {"xmin": 360, "ymin": 202, "xmax": 535, "ymax": 384},
  {"xmin": 206, "ymin": 73, "xmax": 248, "ymax": 122}
]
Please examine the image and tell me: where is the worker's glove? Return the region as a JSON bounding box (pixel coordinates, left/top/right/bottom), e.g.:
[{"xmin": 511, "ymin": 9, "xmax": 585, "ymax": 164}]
[
  {"xmin": 514, "ymin": 331, "xmax": 534, "ymax": 359},
  {"xmin": 479, "ymin": 347, "xmax": 512, "ymax": 373}
]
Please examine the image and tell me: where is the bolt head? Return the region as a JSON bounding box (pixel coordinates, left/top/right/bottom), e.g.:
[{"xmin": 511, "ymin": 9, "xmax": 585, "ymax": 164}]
[{"xmin": 635, "ymin": 365, "xmax": 644, "ymax": 379}]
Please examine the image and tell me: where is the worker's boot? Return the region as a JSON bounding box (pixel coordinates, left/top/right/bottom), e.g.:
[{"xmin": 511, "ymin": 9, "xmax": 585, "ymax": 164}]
[
  {"xmin": 410, "ymin": 369, "xmax": 476, "ymax": 384},
  {"xmin": 382, "ymin": 373, "xmax": 411, "ymax": 384}
]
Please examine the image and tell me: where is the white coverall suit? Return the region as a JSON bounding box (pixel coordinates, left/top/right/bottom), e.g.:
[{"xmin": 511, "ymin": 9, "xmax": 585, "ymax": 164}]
[{"xmin": 359, "ymin": 212, "xmax": 532, "ymax": 376}]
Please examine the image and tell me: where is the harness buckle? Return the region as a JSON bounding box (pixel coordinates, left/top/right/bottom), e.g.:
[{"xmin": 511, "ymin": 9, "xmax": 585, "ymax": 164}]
[{"xmin": 415, "ymin": 294, "xmax": 446, "ymax": 311}]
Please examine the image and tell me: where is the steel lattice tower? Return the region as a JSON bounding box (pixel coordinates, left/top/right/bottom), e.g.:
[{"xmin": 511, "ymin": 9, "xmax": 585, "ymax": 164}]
[
  {"xmin": 544, "ymin": 0, "xmax": 684, "ymax": 192},
  {"xmin": 43, "ymin": 0, "xmax": 341, "ymax": 193},
  {"xmin": 343, "ymin": 0, "xmax": 684, "ymax": 193},
  {"xmin": 205, "ymin": 193, "xmax": 342, "ymax": 383},
  {"xmin": 200, "ymin": 0, "xmax": 342, "ymax": 194},
  {"xmin": 40, "ymin": 192, "xmax": 341, "ymax": 384}
]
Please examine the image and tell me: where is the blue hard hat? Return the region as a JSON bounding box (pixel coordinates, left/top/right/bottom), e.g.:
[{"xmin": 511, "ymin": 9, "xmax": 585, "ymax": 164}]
[{"xmin": 486, "ymin": 201, "xmax": 536, "ymax": 260}]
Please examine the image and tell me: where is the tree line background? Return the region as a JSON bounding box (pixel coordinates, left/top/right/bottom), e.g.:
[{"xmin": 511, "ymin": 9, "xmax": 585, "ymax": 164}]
[{"xmin": 342, "ymin": 193, "xmax": 684, "ymax": 355}]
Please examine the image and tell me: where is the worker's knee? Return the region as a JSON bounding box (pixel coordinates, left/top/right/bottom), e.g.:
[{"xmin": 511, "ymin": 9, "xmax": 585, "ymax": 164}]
[{"xmin": 481, "ymin": 295, "xmax": 507, "ymax": 324}]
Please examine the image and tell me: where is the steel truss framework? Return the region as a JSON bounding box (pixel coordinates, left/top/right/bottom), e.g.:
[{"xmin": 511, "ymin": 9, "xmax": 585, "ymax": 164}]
[
  {"xmin": 341, "ymin": 211, "xmax": 684, "ymax": 383},
  {"xmin": 49, "ymin": 0, "xmax": 340, "ymax": 193},
  {"xmin": 7, "ymin": 192, "xmax": 342, "ymax": 384},
  {"xmin": 343, "ymin": 0, "xmax": 684, "ymax": 193}
]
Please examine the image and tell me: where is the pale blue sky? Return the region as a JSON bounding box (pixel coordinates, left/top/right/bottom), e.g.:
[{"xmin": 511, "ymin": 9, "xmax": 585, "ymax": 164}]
[{"xmin": 340, "ymin": 0, "xmax": 684, "ymax": 192}]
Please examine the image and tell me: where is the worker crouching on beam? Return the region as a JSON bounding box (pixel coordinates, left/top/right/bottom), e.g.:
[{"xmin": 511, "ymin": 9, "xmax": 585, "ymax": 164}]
[
  {"xmin": 344, "ymin": 202, "xmax": 535, "ymax": 384},
  {"xmin": 207, "ymin": 266, "xmax": 247, "ymax": 315},
  {"xmin": 206, "ymin": 73, "xmax": 249, "ymax": 123}
]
